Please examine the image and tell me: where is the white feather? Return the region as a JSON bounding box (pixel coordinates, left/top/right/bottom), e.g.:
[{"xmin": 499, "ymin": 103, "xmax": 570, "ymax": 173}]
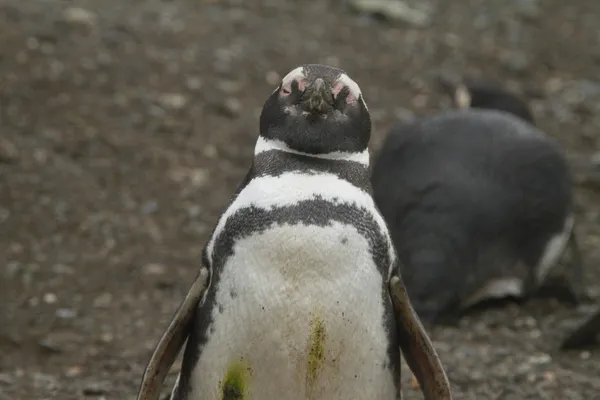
[
  {"xmin": 337, "ymin": 73, "xmax": 368, "ymax": 111},
  {"xmin": 254, "ymin": 136, "xmax": 370, "ymax": 166},
  {"xmin": 206, "ymin": 170, "xmax": 395, "ymax": 276},
  {"xmin": 187, "ymin": 222, "xmax": 398, "ymax": 399}
]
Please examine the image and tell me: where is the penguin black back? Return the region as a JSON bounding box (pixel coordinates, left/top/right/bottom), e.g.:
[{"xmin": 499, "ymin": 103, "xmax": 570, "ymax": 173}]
[{"xmin": 372, "ymin": 107, "xmax": 580, "ymax": 324}]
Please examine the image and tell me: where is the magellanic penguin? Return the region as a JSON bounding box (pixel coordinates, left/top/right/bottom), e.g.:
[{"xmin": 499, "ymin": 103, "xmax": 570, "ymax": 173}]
[
  {"xmin": 136, "ymin": 64, "xmax": 453, "ymax": 400},
  {"xmin": 370, "ymin": 78, "xmax": 585, "ymax": 325}
]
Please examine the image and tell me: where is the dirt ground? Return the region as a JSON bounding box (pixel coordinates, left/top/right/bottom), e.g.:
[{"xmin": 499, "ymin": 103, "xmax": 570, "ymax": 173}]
[{"xmin": 2, "ymin": 0, "xmax": 600, "ymax": 399}]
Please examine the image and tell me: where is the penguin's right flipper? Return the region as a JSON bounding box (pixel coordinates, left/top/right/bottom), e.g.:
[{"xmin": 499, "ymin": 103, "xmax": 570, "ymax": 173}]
[
  {"xmin": 389, "ymin": 275, "xmax": 453, "ymax": 400},
  {"xmin": 561, "ymin": 307, "xmax": 600, "ymax": 350},
  {"xmin": 136, "ymin": 267, "xmax": 211, "ymax": 400}
]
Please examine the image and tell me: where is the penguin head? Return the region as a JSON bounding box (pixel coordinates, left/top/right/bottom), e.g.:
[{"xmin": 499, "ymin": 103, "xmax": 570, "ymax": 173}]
[
  {"xmin": 259, "ymin": 64, "xmax": 371, "ymax": 155},
  {"xmin": 435, "ymin": 73, "xmax": 536, "ymax": 124}
]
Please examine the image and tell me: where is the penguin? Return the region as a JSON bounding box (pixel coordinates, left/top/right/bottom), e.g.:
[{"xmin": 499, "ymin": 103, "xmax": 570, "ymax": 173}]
[
  {"xmin": 370, "ymin": 78, "xmax": 585, "ymax": 325},
  {"xmin": 136, "ymin": 64, "xmax": 453, "ymax": 400}
]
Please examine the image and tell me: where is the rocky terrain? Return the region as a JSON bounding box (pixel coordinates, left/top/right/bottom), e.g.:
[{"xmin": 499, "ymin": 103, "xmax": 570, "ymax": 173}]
[{"xmin": 2, "ymin": 0, "xmax": 600, "ymax": 398}]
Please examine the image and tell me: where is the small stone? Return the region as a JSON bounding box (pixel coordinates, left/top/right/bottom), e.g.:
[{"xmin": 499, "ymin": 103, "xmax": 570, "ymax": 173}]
[
  {"xmin": 99, "ymin": 332, "xmax": 114, "ymax": 343},
  {"xmin": 203, "ymin": 145, "xmax": 218, "ymax": 158},
  {"xmin": 158, "ymin": 93, "xmax": 188, "ymax": 110},
  {"xmin": 43, "ymin": 293, "xmax": 58, "ymax": 304},
  {"xmin": 580, "ymin": 351, "xmax": 591, "ymax": 359},
  {"xmin": 348, "ymin": 0, "xmax": 434, "ymax": 27},
  {"xmin": 185, "ymin": 76, "xmax": 203, "ymax": 91},
  {"xmin": 62, "ymin": 7, "xmax": 97, "ymax": 26},
  {"xmin": 38, "ymin": 339, "xmax": 63, "ymax": 354},
  {"xmin": 56, "ymin": 308, "xmax": 77, "ymax": 319},
  {"xmin": 32, "ymin": 373, "xmax": 60, "ymax": 390},
  {"xmin": 543, "ymin": 370, "xmax": 556, "ymax": 382},
  {"xmin": 0, "ymin": 139, "xmax": 19, "ymax": 163},
  {"xmin": 93, "ymin": 293, "xmax": 113, "ymax": 308},
  {"xmin": 82, "ymin": 381, "xmax": 111, "ymax": 396},
  {"xmin": 140, "ymin": 201, "xmax": 159, "ymax": 214},
  {"xmin": 142, "ymin": 263, "xmax": 166, "ymax": 276},
  {"xmin": 217, "ymin": 98, "xmax": 242, "ymax": 118},
  {"xmin": 544, "ymin": 77, "xmax": 564, "ymax": 94},
  {"xmin": 528, "ymin": 352, "xmax": 551, "ymax": 365},
  {"xmin": 501, "ymin": 51, "xmax": 531, "ymax": 74},
  {"xmin": 52, "ymin": 264, "xmax": 75, "ymax": 275},
  {"xmin": 65, "ymin": 366, "xmax": 83, "ymax": 378},
  {"xmin": 0, "ymin": 373, "xmax": 15, "ymax": 385},
  {"xmin": 190, "ymin": 169, "xmax": 208, "ymax": 187}
]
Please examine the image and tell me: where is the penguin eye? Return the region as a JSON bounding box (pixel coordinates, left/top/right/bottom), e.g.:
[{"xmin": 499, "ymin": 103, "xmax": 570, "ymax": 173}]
[{"xmin": 280, "ymin": 79, "xmax": 305, "ymax": 97}]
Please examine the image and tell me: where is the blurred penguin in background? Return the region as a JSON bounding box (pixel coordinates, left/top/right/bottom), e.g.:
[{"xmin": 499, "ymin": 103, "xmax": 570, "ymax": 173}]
[{"xmin": 371, "ymin": 75, "xmax": 585, "ymax": 325}]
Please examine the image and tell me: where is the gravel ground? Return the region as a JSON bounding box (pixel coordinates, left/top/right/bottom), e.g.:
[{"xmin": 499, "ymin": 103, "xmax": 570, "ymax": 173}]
[{"xmin": 2, "ymin": 0, "xmax": 600, "ymax": 399}]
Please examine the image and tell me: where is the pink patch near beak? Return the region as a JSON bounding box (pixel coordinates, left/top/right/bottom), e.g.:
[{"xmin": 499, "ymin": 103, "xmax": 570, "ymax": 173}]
[
  {"xmin": 296, "ymin": 79, "xmax": 306, "ymax": 92},
  {"xmin": 332, "ymin": 82, "xmax": 357, "ymax": 105}
]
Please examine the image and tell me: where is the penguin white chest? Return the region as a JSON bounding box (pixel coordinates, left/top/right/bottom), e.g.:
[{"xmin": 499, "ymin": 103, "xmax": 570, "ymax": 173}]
[{"xmin": 188, "ymin": 222, "xmax": 397, "ymax": 400}]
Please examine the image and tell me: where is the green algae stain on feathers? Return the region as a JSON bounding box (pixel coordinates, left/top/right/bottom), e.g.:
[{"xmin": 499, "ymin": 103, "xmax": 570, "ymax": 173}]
[
  {"xmin": 221, "ymin": 360, "xmax": 251, "ymax": 400},
  {"xmin": 306, "ymin": 313, "xmax": 327, "ymax": 389}
]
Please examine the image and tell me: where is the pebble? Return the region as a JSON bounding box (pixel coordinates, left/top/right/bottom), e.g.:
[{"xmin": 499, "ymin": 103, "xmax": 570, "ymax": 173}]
[
  {"xmin": 93, "ymin": 293, "xmax": 113, "ymax": 308},
  {"xmin": 528, "ymin": 352, "xmax": 552, "ymax": 365},
  {"xmin": 0, "ymin": 373, "xmax": 15, "ymax": 385},
  {"xmin": 62, "ymin": 7, "xmax": 97, "ymax": 26},
  {"xmin": 56, "ymin": 308, "xmax": 77, "ymax": 319},
  {"xmin": 99, "ymin": 332, "xmax": 114, "ymax": 343},
  {"xmin": 82, "ymin": 381, "xmax": 111, "ymax": 396},
  {"xmin": 65, "ymin": 366, "xmax": 83, "ymax": 378},
  {"xmin": 347, "ymin": 0, "xmax": 434, "ymax": 27},
  {"xmin": 0, "ymin": 139, "xmax": 20, "ymax": 163},
  {"xmin": 185, "ymin": 76, "xmax": 203, "ymax": 91},
  {"xmin": 142, "ymin": 263, "xmax": 166, "ymax": 276},
  {"xmin": 501, "ymin": 50, "xmax": 531, "ymax": 74},
  {"xmin": 43, "ymin": 293, "xmax": 58, "ymax": 304},
  {"xmin": 158, "ymin": 93, "xmax": 188, "ymax": 110},
  {"xmin": 217, "ymin": 98, "xmax": 242, "ymax": 118},
  {"xmin": 32, "ymin": 372, "xmax": 59, "ymax": 390},
  {"xmin": 141, "ymin": 201, "xmax": 159, "ymax": 214}
]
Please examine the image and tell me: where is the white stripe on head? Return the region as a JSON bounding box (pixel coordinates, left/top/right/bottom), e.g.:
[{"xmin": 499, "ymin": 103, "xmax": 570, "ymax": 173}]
[
  {"xmin": 337, "ymin": 73, "xmax": 362, "ymax": 98},
  {"xmin": 205, "ymin": 170, "xmax": 396, "ymax": 269},
  {"xmin": 254, "ymin": 136, "xmax": 370, "ymax": 166},
  {"xmin": 281, "ymin": 66, "xmax": 305, "ymax": 86},
  {"xmin": 333, "ymin": 73, "xmax": 368, "ymax": 110}
]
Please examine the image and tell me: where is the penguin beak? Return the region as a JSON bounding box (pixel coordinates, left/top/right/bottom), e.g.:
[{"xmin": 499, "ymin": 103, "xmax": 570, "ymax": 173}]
[{"xmin": 306, "ymin": 78, "xmax": 334, "ymax": 114}]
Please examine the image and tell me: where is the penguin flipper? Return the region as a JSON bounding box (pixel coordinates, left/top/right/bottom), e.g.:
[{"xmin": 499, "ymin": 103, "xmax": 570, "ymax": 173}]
[
  {"xmin": 389, "ymin": 275, "xmax": 453, "ymax": 400},
  {"xmin": 137, "ymin": 267, "xmax": 211, "ymax": 400}
]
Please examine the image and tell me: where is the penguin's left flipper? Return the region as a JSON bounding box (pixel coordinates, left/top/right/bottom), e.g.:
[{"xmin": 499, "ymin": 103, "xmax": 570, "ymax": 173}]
[
  {"xmin": 137, "ymin": 267, "xmax": 210, "ymax": 400},
  {"xmin": 389, "ymin": 275, "xmax": 453, "ymax": 400}
]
